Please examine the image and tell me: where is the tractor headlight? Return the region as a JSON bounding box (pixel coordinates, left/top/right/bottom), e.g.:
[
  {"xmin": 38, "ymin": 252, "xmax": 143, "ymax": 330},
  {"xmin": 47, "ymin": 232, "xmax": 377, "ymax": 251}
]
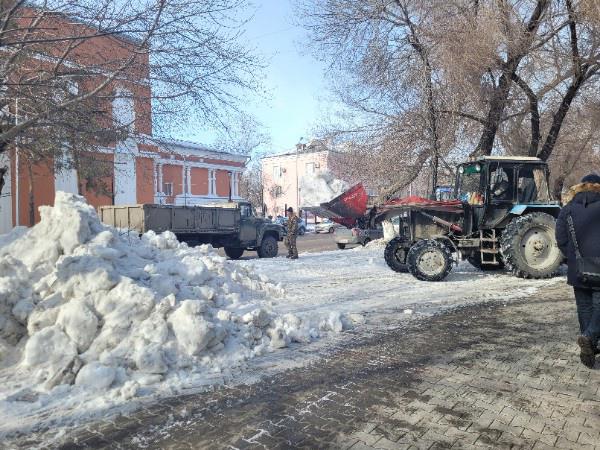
[{"xmin": 475, "ymin": 164, "xmax": 481, "ymax": 172}]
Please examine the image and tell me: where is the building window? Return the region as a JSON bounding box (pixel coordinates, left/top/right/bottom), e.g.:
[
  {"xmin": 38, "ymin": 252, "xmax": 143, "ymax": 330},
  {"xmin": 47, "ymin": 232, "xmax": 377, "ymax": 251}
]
[
  {"xmin": 209, "ymin": 169, "xmax": 216, "ymax": 195},
  {"xmin": 231, "ymin": 172, "xmax": 239, "ymax": 197},
  {"xmin": 273, "ymin": 165, "xmax": 282, "ymax": 180},
  {"xmin": 306, "ymin": 162, "xmax": 315, "ymax": 174},
  {"xmin": 163, "ymin": 182, "xmax": 173, "ymax": 197}
]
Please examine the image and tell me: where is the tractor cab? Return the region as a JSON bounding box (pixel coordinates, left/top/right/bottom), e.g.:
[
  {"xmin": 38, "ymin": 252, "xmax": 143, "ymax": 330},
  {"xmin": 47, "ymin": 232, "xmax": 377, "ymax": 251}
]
[
  {"xmin": 381, "ymin": 156, "xmax": 563, "ymax": 282},
  {"xmin": 456, "ymin": 157, "xmax": 558, "ymax": 231}
]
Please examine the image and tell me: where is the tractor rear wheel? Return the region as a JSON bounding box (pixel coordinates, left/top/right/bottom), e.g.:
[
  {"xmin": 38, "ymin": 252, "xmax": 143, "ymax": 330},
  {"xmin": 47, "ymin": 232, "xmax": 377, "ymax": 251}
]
[
  {"xmin": 467, "ymin": 253, "xmax": 505, "ymax": 271},
  {"xmin": 500, "ymin": 212, "xmax": 562, "ymax": 279},
  {"xmin": 407, "ymin": 240, "xmax": 453, "ymax": 282},
  {"xmin": 384, "ymin": 237, "xmax": 409, "ymax": 273}
]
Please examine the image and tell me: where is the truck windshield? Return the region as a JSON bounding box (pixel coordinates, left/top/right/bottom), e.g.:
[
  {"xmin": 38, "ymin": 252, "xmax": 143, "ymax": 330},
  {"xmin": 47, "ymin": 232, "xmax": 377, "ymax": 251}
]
[
  {"xmin": 240, "ymin": 204, "xmax": 253, "ymax": 217},
  {"xmin": 457, "ymin": 165, "xmax": 484, "ymax": 205}
]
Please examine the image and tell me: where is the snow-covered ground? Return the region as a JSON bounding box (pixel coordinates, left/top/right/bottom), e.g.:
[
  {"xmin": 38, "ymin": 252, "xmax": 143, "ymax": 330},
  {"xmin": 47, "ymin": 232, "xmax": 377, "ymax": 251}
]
[
  {"xmin": 240, "ymin": 241, "xmax": 563, "ymax": 323},
  {"xmin": 0, "ymin": 194, "xmax": 563, "ymax": 441}
]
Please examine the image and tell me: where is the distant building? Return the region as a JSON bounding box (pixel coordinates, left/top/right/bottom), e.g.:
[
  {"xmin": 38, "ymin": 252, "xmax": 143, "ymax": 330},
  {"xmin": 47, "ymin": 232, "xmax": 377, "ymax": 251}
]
[{"xmin": 261, "ymin": 141, "xmax": 333, "ymax": 217}]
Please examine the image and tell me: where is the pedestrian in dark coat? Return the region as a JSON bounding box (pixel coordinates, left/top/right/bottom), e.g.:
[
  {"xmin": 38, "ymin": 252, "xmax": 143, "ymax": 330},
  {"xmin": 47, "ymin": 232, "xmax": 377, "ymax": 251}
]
[{"xmin": 556, "ymin": 173, "xmax": 600, "ymax": 368}]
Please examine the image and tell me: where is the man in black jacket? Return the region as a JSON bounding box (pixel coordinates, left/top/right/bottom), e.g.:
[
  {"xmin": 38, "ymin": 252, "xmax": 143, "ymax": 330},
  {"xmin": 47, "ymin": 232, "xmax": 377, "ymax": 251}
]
[{"xmin": 556, "ymin": 174, "xmax": 600, "ymax": 368}]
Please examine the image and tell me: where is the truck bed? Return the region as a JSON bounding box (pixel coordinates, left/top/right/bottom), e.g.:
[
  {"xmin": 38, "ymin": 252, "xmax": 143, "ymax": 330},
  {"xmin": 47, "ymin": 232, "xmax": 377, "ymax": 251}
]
[{"xmin": 98, "ymin": 204, "xmax": 240, "ymax": 234}]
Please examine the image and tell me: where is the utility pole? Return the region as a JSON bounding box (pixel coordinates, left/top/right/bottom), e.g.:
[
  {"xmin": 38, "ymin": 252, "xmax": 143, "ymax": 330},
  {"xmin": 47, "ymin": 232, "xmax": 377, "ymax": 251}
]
[
  {"xmin": 15, "ymin": 98, "xmax": 20, "ymax": 226},
  {"xmin": 296, "ymin": 137, "xmax": 304, "ymax": 212}
]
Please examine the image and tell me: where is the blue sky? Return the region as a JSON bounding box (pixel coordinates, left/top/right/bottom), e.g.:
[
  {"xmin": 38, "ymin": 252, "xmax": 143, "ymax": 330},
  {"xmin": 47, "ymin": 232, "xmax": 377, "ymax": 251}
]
[{"xmin": 187, "ymin": 0, "xmax": 330, "ymax": 154}]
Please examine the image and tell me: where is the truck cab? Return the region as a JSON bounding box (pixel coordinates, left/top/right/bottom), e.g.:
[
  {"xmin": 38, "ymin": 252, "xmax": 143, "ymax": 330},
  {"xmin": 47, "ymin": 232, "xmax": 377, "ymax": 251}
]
[{"xmin": 222, "ymin": 201, "xmax": 285, "ymax": 259}]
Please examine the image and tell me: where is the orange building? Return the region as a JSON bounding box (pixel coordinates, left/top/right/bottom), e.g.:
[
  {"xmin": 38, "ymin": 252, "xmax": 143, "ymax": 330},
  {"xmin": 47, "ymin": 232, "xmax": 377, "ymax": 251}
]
[{"xmin": 0, "ymin": 10, "xmax": 246, "ymax": 234}]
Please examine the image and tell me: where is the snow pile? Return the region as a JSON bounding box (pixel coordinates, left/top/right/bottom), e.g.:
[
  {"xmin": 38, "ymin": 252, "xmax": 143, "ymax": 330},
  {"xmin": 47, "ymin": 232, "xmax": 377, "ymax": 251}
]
[
  {"xmin": 361, "ymin": 238, "xmax": 387, "ymax": 250},
  {"xmin": 0, "ymin": 193, "xmax": 345, "ymax": 414},
  {"xmin": 300, "ymin": 171, "xmax": 349, "ymax": 206},
  {"xmin": 382, "ymin": 220, "xmax": 396, "ymax": 242}
]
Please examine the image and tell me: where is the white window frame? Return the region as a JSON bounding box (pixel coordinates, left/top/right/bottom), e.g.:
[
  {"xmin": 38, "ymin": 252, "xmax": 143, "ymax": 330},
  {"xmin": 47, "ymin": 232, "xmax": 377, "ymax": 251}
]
[
  {"xmin": 163, "ymin": 182, "xmax": 173, "ymax": 197},
  {"xmin": 209, "ymin": 169, "xmax": 217, "ymax": 195},
  {"xmin": 273, "ymin": 165, "xmax": 282, "ymax": 180},
  {"xmin": 306, "ymin": 162, "xmax": 315, "ymax": 174}
]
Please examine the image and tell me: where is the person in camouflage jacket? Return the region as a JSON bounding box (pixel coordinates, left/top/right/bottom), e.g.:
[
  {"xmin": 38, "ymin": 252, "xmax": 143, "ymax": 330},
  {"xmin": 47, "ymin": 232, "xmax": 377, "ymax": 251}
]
[{"xmin": 286, "ymin": 207, "xmax": 299, "ymax": 259}]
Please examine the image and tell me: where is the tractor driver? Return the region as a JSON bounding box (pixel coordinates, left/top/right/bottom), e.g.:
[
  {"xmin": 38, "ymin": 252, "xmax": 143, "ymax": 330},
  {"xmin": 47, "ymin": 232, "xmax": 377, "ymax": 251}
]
[{"xmin": 490, "ymin": 167, "xmax": 514, "ymax": 201}]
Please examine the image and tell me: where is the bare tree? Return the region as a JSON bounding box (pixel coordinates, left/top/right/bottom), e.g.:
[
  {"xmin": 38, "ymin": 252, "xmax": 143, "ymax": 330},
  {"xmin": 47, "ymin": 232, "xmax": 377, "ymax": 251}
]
[
  {"xmin": 0, "ymin": 0, "xmax": 263, "ymax": 194},
  {"xmin": 239, "ymin": 162, "xmax": 263, "ymax": 211},
  {"xmin": 299, "ymin": 0, "xmax": 600, "ymax": 198},
  {"xmin": 296, "ymin": 0, "xmax": 454, "ymax": 200}
]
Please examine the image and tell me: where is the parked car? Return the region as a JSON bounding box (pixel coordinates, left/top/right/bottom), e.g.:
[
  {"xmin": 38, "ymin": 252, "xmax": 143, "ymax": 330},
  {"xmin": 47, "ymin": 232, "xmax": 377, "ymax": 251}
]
[
  {"xmin": 334, "ymin": 226, "xmax": 383, "ymax": 249},
  {"xmin": 315, "ymin": 218, "xmax": 341, "ymax": 234},
  {"xmin": 273, "ymin": 216, "xmax": 307, "ymax": 235}
]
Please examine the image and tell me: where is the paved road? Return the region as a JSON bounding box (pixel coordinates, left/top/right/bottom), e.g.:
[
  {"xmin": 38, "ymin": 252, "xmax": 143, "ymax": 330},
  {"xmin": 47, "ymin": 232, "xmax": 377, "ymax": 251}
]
[
  {"xmin": 20, "ymin": 283, "xmax": 600, "ymax": 450},
  {"xmin": 217, "ymin": 232, "xmax": 344, "ymax": 260}
]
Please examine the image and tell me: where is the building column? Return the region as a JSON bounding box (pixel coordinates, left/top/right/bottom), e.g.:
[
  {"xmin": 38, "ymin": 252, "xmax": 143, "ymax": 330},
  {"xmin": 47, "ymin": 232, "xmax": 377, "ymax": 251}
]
[
  {"xmin": 186, "ymin": 166, "xmax": 192, "ymax": 195},
  {"xmin": 157, "ymin": 163, "xmax": 163, "ymax": 192}
]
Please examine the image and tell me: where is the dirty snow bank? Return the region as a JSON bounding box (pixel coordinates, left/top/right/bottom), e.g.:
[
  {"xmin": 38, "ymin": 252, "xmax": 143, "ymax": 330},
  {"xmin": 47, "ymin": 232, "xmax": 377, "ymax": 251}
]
[
  {"xmin": 300, "ymin": 171, "xmax": 349, "ymax": 206},
  {"xmin": 0, "ymin": 193, "xmax": 350, "ymax": 436}
]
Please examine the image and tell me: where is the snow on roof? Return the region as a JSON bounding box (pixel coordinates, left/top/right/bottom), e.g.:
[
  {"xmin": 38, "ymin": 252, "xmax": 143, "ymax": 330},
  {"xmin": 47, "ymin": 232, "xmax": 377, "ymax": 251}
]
[{"xmin": 151, "ymin": 136, "xmax": 248, "ymax": 163}]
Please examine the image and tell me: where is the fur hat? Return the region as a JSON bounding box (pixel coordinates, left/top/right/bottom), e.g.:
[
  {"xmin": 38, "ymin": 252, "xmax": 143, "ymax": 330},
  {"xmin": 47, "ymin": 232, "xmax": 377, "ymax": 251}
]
[
  {"xmin": 581, "ymin": 173, "xmax": 600, "ymax": 184},
  {"xmin": 564, "ymin": 181, "xmax": 600, "ymax": 203}
]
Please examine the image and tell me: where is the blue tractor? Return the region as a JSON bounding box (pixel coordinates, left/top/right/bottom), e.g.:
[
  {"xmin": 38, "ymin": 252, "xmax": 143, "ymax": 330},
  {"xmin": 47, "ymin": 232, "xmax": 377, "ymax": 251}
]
[{"xmin": 383, "ymin": 156, "xmax": 563, "ymax": 281}]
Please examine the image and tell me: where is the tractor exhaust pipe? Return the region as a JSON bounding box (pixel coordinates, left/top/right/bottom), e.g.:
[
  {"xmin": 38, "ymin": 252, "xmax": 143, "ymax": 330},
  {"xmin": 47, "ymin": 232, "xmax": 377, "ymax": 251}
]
[{"xmin": 418, "ymin": 211, "xmax": 463, "ymax": 233}]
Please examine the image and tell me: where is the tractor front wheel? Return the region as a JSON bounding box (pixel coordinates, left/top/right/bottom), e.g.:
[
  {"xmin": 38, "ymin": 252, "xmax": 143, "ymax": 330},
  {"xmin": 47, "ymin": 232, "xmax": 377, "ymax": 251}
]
[
  {"xmin": 384, "ymin": 237, "xmax": 409, "ymax": 273},
  {"xmin": 407, "ymin": 240, "xmax": 453, "ymax": 282},
  {"xmin": 500, "ymin": 212, "xmax": 562, "ymax": 279}
]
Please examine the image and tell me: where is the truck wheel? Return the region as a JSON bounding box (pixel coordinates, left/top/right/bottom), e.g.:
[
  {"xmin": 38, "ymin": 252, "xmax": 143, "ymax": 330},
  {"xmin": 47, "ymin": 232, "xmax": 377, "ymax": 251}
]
[
  {"xmin": 407, "ymin": 240, "xmax": 453, "ymax": 282},
  {"xmin": 500, "ymin": 212, "xmax": 562, "ymax": 279},
  {"xmin": 467, "ymin": 253, "xmax": 505, "ymax": 271},
  {"xmin": 337, "ymin": 243, "xmax": 346, "ymax": 250},
  {"xmin": 257, "ymin": 235, "xmax": 278, "ymax": 258},
  {"xmin": 224, "ymin": 247, "xmax": 244, "ymax": 260},
  {"xmin": 384, "ymin": 237, "xmax": 409, "ymax": 273}
]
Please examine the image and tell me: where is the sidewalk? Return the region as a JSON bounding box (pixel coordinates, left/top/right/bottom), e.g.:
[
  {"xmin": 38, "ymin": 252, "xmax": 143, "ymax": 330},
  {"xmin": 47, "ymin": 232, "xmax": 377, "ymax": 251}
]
[{"xmin": 17, "ymin": 284, "xmax": 600, "ymax": 449}]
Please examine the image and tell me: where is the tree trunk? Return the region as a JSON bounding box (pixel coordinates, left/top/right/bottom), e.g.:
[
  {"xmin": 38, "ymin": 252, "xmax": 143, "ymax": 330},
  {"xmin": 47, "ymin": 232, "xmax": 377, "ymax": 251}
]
[
  {"xmin": 537, "ymin": 72, "xmax": 590, "ymax": 161},
  {"xmin": 471, "ymin": 72, "xmax": 512, "ymax": 157},
  {"xmin": 553, "ymin": 175, "xmax": 566, "ymax": 201},
  {"xmin": 511, "ymin": 73, "xmax": 540, "ymax": 156},
  {"xmin": 470, "ymin": 0, "xmax": 550, "ymax": 157}
]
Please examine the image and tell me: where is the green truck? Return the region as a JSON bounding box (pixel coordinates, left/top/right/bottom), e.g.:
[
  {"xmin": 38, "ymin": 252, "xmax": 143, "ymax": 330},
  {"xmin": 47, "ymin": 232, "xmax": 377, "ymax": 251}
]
[{"xmin": 98, "ymin": 201, "xmax": 285, "ymax": 259}]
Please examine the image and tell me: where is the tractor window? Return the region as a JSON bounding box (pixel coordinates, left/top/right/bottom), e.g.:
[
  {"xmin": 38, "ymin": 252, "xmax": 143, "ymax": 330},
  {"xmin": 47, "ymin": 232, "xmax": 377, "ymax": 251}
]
[
  {"xmin": 489, "ymin": 166, "xmax": 515, "ymax": 202},
  {"xmin": 518, "ymin": 167, "xmax": 550, "ymax": 203},
  {"xmin": 457, "ymin": 165, "xmax": 484, "ymax": 205}
]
